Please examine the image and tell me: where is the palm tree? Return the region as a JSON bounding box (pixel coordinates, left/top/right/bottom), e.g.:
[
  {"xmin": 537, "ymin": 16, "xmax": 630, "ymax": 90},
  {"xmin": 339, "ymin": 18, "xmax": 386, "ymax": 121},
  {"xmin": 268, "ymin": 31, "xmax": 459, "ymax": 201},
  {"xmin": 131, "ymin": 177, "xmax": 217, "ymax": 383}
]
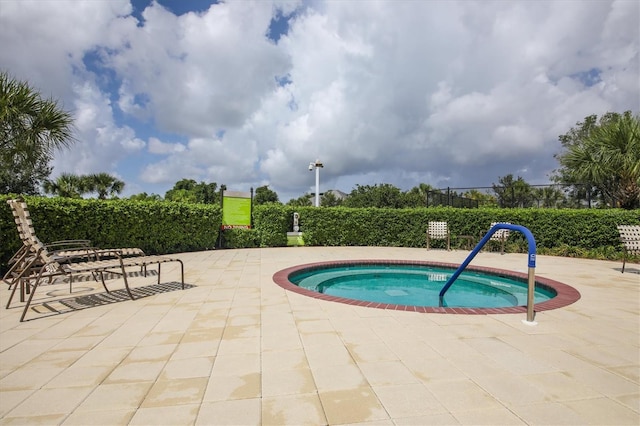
[
  {"xmin": 559, "ymin": 111, "xmax": 640, "ymax": 209},
  {"xmin": 42, "ymin": 173, "xmax": 86, "ymax": 198},
  {"xmin": 533, "ymin": 187, "xmax": 565, "ymax": 208},
  {"xmin": 1, "ymin": 71, "xmax": 75, "ymax": 193},
  {"xmin": 84, "ymin": 173, "xmax": 125, "ymax": 199},
  {"xmin": 287, "ymin": 194, "xmax": 313, "ymax": 207}
]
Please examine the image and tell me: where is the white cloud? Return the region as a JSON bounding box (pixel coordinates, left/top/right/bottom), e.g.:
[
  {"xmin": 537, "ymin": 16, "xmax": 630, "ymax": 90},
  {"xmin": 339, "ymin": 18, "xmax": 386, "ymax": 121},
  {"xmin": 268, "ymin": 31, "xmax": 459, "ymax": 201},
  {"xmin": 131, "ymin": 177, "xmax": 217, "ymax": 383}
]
[
  {"xmin": 1, "ymin": 0, "xmax": 637, "ymax": 201},
  {"xmin": 50, "ymin": 81, "xmax": 145, "ymax": 177},
  {"xmin": 148, "ymin": 137, "xmax": 186, "ymax": 154},
  {"xmin": 106, "ymin": 1, "xmax": 291, "ymax": 137},
  {"xmin": 0, "ymin": 0, "xmax": 134, "ymax": 103}
]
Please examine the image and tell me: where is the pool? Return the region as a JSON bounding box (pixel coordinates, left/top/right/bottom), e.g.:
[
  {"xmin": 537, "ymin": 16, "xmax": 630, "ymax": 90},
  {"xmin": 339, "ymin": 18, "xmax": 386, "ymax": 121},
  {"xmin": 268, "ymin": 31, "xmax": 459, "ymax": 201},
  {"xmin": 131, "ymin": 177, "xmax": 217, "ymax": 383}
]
[{"xmin": 272, "ymin": 260, "xmax": 581, "ymax": 314}]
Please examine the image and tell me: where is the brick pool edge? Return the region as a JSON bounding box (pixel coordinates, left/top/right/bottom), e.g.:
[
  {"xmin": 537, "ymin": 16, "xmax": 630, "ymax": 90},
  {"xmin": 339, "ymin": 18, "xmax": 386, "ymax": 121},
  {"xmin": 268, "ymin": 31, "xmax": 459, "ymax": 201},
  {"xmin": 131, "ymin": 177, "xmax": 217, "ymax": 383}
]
[{"xmin": 272, "ymin": 259, "xmax": 581, "ymax": 315}]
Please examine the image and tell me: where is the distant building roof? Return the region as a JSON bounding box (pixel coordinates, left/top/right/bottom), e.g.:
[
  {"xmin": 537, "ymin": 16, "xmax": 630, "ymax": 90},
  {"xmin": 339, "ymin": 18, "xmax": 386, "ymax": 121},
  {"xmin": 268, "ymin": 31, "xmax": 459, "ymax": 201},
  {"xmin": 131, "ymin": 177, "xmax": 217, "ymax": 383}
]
[{"xmin": 326, "ymin": 189, "xmax": 348, "ymax": 200}]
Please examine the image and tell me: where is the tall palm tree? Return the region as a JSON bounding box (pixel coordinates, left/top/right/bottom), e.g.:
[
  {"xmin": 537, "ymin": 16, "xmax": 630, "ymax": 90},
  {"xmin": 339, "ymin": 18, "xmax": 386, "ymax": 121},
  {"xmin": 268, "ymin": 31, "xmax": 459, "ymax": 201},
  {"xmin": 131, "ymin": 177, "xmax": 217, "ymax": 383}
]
[
  {"xmin": 1, "ymin": 71, "xmax": 75, "ymax": 193},
  {"xmin": 560, "ymin": 111, "xmax": 640, "ymax": 209},
  {"xmin": 84, "ymin": 173, "xmax": 125, "ymax": 199}
]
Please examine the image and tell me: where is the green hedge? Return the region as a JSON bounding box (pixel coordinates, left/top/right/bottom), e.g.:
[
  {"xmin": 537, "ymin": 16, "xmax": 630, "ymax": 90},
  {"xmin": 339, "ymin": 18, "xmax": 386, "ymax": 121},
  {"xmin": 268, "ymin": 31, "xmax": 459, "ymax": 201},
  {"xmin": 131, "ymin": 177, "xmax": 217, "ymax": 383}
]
[
  {"xmin": 252, "ymin": 204, "xmax": 640, "ymax": 258},
  {"xmin": 2, "ymin": 196, "xmax": 638, "ymax": 272},
  {"xmin": 220, "ymin": 228, "xmax": 260, "ymax": 249},
  {"xmin": 253, "ymin": 203, "xmax": 290, "ymax": 247},
  {"xmin": 1, "ymin": 196, "xmax": 221, "ymax": 271}
]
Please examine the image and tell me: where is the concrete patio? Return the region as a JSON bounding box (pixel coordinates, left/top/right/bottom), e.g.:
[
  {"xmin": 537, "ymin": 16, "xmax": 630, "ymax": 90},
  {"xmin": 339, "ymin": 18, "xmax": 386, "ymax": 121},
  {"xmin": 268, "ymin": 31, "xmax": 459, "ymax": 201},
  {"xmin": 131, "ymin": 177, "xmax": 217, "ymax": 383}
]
[{"xmin": 0, "ymin": 246, "xmax": 638, "ymax": 425}]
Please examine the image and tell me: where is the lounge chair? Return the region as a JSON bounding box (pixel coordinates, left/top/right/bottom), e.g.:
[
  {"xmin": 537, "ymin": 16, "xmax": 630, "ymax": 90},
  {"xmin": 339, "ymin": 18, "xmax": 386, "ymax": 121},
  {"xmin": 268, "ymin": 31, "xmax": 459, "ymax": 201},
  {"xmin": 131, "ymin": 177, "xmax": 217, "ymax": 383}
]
[
  {"xmin": 4, "ymin": 201, "xmax": 93, "ymax": 287},
  {"xmin": 6, "ymin": 198, "xmax": 185, "ymax": 321},
  {"xmin": 426, "ymin": 221, "xmax": 450, "ymax": 251},
  {"xmin": 617, "ymin": 225, "xmax": 640, "ymax": 273},
  {"xmin": 4, "ymin": 198, "xmax": 144, "ymax": 292},
  {"xmin": 489, "ymin": 222, "xmax": 510, "ymax": 255}
]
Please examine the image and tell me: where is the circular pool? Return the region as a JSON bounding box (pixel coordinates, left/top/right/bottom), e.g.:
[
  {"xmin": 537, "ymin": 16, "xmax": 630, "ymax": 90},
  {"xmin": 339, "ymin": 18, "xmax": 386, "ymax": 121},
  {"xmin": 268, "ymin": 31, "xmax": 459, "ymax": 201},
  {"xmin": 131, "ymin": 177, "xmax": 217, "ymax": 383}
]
[{"xmin": 272, "ymin": 260, "xmax": 581, "ymax": 314}]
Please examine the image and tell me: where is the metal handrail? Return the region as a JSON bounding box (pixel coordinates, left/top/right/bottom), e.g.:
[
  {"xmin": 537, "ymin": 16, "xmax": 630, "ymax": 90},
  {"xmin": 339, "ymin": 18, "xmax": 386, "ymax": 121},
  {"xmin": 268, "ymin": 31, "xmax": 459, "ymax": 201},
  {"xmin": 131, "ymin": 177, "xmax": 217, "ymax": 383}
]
[{"xmin": 438, "ymin": 223, "xmax": 538, "ymax": 323}]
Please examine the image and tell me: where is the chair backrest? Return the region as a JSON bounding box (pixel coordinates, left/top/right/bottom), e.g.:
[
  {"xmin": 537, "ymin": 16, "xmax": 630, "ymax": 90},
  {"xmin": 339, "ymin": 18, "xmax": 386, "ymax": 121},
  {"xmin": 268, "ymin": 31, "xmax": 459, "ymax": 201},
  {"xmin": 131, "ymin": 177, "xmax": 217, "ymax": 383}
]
[
  {"xmin": 428, "ymin": 221, "xmax": 449, "ymax": 239},
  {"xmin": 7, "ymin": 199, "xmax": 30, "ymax": 247},
  {"xmin": 8, "ymin": 198, "xmax": 38, "ymax": 242},
  {"xmin": 489, "ymin": 222, "xmax": 510, "ymax": 241},
  {"xmin": 7, "ymin": 198, "xmax": 61, "ymax": 272},
  {"xmin": 617, "ymin": 225, "xmax": 640, "ymax": 253}
]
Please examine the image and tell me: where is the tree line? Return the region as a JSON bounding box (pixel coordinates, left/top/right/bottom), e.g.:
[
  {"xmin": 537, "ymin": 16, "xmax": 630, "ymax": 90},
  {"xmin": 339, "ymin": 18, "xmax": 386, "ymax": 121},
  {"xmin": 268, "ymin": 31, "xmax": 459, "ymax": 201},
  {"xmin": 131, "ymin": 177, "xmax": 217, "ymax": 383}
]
[{"xmin": 2, "ymin": 71, "xmax": 639, "ymax": 209}]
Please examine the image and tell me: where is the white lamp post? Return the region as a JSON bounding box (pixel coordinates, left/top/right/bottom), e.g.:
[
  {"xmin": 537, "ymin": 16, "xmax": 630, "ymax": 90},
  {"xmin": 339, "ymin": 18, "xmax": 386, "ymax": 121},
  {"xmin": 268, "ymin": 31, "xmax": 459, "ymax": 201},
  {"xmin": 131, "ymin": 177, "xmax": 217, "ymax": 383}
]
[{"xmin": 308, "ymin": 159, "xmax": 324, "ymax": 207}]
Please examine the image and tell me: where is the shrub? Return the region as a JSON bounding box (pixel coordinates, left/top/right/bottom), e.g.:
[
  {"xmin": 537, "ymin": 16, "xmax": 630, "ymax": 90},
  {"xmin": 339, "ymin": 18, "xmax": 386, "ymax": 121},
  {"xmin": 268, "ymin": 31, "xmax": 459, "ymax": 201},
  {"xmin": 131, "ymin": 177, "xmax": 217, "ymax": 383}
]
[
  {"xmin": 2, "ymin": 196, "xmax": 638, "ymax": 272},
  {"xmin": 221, "ymin": 228, "xmax": 259, "ymax": 249},
  {"xmin": 0, "ymin": 196, "xmax": 221, "ymax": 272},
  {"xmin": 252, "ymin": 204, "xmax": 640, "ymax": 260}
]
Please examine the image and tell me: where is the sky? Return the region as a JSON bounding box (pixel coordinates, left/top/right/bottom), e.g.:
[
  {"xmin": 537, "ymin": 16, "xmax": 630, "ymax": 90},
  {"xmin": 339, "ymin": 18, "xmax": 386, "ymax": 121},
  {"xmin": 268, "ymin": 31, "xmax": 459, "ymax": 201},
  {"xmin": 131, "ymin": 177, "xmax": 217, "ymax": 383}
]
[{"xmin": 1, "ymin": 0, "xmax": 638, "ymax": 202}]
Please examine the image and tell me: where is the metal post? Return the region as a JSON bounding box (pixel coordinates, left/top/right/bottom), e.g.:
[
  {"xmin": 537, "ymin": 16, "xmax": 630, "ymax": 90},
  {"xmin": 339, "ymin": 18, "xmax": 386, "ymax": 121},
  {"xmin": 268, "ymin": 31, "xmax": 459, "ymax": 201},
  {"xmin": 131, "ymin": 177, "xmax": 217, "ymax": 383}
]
[
  {"xmin": 315, "ymin": 165, "xmax": 320, "ymax": 207},
  {"xmin": 526, "ymin": 266, "xmax": 536, "ymax": 324},
  {"xmin": 250, "ymin": 187, "xmax": 254, "ymax": 228}
]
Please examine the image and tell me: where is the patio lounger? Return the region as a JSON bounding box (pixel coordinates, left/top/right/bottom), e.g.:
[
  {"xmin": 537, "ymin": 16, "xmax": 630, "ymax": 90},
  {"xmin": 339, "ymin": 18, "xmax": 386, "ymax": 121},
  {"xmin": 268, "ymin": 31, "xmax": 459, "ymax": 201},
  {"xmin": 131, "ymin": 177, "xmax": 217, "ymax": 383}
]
[
  {"xmin": 4, "ymin": 198, "xmax": 145, "ymax": 291},
  {"xmin": 5, "ymin": 198, "xmax": 183, "ymax": 321},
  {"xmin": 617, "ymin": 225, "xmax": 640, "ymax": 273},
  {"xmin": 7, "ymin": 234, "xmax": 184, "ymax": 322},
  {"xmin": 3, "ymin": 200, "xmax": 92, "ymax": 286}
]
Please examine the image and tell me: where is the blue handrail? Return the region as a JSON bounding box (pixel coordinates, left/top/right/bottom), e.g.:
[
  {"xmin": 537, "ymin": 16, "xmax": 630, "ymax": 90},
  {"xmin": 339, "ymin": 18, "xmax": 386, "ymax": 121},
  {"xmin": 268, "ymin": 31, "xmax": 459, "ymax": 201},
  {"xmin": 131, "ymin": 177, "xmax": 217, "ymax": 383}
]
[{"xmin": 439, "ymin": 224, "xmax": 537, "ymax": 321}]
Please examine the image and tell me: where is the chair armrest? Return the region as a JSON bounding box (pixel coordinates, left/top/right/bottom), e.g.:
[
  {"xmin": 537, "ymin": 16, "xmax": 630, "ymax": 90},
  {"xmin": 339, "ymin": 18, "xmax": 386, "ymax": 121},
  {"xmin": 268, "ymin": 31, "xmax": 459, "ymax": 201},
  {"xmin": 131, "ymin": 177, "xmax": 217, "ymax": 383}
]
[{"xmin": 44, "ymin": 239, "xmax": 92, "ymax": 250}]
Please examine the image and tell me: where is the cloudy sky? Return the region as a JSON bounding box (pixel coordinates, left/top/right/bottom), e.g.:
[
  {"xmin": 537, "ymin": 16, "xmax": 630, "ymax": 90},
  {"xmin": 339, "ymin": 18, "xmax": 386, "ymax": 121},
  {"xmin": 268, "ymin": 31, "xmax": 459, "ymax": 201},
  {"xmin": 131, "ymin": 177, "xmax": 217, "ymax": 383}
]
[{"xmin": 1, "ymin": 0, "xmax": 638, "ymax": 201}]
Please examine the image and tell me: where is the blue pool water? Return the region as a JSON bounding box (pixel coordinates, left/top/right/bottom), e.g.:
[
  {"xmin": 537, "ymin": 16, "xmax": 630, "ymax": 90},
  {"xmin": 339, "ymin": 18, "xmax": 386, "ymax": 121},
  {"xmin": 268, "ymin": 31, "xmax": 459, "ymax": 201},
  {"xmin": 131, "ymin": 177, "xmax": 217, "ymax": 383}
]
[{"xmin": 289, "ymin": 264, "xmax": 556, "ymax": 308}]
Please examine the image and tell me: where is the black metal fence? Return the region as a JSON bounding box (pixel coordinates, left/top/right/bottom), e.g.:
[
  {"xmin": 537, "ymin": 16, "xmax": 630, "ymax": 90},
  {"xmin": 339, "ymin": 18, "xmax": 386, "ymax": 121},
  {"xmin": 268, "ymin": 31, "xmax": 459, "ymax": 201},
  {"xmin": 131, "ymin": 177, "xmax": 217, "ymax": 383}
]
[
  {"xmin": 426, "ymin": 190, "xmax": 479, "ymax": 208},
  {"xmin": 428, "ymin": 184, "xmax": 599, "ymax": 209}
]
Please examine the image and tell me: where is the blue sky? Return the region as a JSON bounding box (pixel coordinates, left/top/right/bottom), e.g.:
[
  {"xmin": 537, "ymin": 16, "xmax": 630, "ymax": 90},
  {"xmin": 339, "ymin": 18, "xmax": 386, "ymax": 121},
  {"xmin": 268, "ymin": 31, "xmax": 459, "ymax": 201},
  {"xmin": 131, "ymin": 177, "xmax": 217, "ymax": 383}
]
[{"xmin": 1, "ymin": 0, "xmax": 638, "ymax": 201}]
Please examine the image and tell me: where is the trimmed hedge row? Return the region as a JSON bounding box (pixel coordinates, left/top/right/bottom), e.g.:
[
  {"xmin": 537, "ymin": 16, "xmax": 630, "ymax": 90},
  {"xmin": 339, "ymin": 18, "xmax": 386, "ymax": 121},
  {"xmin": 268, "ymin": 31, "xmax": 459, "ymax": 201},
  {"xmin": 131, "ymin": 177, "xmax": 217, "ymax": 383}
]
[
  {"xmin": 2, "ymin": 196, "xmax": 638, "ymax": 272},
  {"xmin": 0, "ymin": 196, "xmax": 222, "ymax": 271},
  {"xmin": 252, "ymin": 204, "xmax": 640, "ymax": 259}
]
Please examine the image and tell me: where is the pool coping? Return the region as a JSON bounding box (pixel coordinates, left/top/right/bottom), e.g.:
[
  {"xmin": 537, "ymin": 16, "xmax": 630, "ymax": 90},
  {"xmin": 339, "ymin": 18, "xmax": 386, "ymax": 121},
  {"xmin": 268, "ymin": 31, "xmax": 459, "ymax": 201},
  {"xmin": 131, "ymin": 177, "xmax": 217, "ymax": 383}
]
[{"xmin": 272, "ymin": 259, "xmax": 581, "ymax": 315}]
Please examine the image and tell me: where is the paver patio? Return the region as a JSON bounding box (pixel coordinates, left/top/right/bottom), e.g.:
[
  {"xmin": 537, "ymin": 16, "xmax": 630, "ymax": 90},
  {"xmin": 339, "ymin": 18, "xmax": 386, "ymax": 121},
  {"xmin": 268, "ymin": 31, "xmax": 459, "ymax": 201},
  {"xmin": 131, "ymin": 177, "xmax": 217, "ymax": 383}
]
[{"xmin": 1, "ymin": 246, "xmax": 638, "ymax": 425}]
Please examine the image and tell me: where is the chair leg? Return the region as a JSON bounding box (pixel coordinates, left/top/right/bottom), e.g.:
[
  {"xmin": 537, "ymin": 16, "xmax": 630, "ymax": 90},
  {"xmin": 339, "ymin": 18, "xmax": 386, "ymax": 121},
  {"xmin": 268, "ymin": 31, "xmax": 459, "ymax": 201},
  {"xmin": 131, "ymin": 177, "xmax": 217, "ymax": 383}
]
[
  {"xmin": 97, "ymin": 272, "xmax": 110, "ymax": 293},
  {"xmin": 3, "ymin": 250, "xmax": 28, "ymax": 289},
  {"xmin": 178, "ymin": 260, "xmax": 184, "ymax": 289},
  {"xmin": 621, "ymin": 249, "xmax": 626, "ymax": 273},
  {"xmin": 20, "ymin": 274, "xmax": 45, "ymax": 322},
  {"xmin": 6, "ymin": 259, "xmax": 38, "ymax": 308},
  {"xmin": 6, "ymin": 275, "xmax": 25, "ymax": 309},
  {"xmin": 120, "ymin": 266, "xmax": 134, "ymax": 300}
]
